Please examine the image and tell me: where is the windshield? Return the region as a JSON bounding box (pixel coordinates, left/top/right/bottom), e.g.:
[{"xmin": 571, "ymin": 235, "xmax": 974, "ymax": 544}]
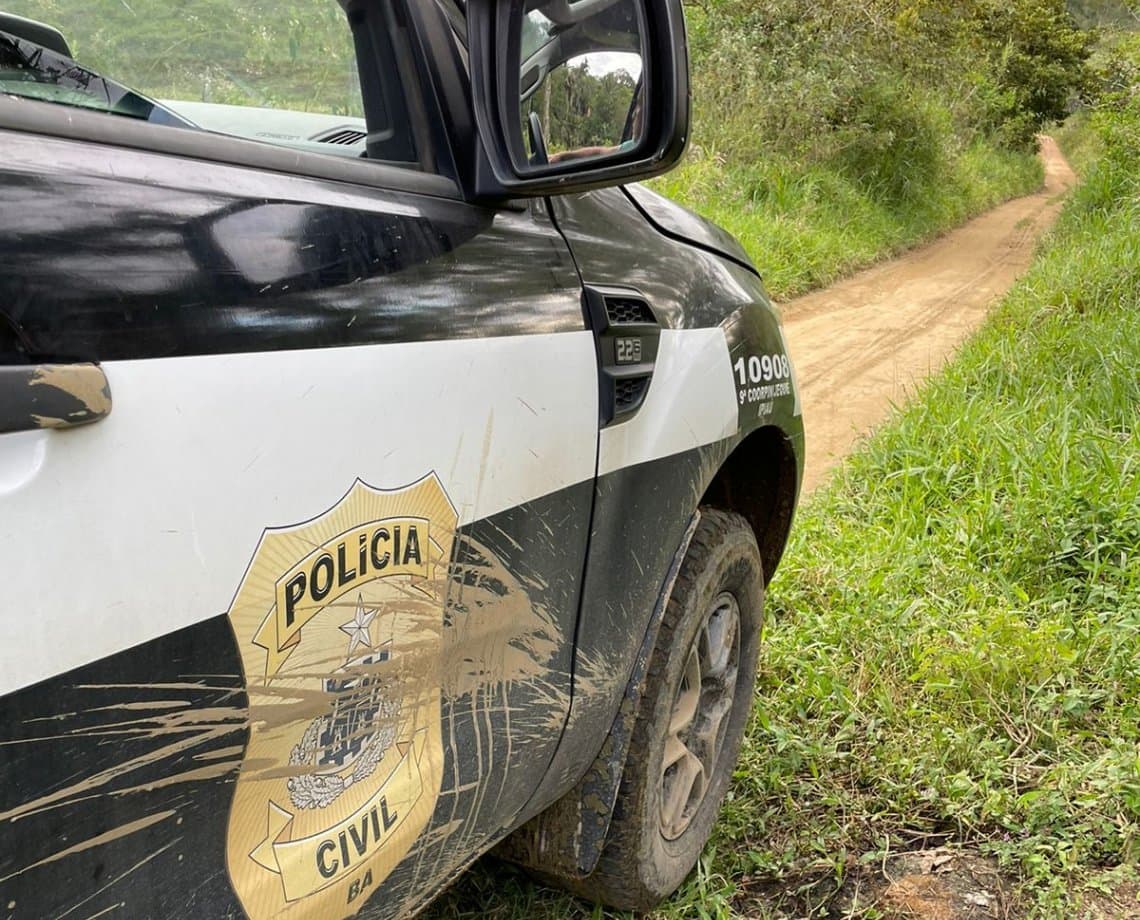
[
  {"xmin": 0, "ymin": 4, "xmax": 387, "ymax": 160},
  {"xmin": 0, "ymin": 2, "xmax": 362, "ymax": 117},
  {"xmin": 0, "ymin": 29, "xmax": 188, "ymax": 124},
  {"xmin": 522, "ymin": 11, "xmax": 558, "ymax": 61}
]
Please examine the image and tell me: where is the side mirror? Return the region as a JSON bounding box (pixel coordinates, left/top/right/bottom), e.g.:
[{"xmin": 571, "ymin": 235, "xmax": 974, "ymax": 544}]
[
  {"xmin": 467, "ymin": 0, "xmax": 689, "ymax": 199},
  {"xmin": 0, "ymin": 13, "xmax": 73, "ymax": 57}
]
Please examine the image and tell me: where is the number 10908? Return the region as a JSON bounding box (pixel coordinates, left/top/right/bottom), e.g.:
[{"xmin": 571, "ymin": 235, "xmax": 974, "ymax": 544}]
[{"xmin": 734, "ymin": 353, "xmax": 791, "ymax": 386}]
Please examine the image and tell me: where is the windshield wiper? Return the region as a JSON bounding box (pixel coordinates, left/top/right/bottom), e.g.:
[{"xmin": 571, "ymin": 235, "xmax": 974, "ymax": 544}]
[{"xmin": 0, "ymin": 29, "xmax": 196, "ymax": 128}]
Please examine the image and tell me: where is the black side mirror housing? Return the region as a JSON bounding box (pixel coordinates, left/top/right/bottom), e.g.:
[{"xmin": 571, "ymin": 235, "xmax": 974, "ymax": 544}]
[
  {"xmin": 466, "ymin": 0, "xmax": 689, "ymax": 200},
  {"xmin": 0, "ymin": 13, "xmax": 73, "ymax": 57}
]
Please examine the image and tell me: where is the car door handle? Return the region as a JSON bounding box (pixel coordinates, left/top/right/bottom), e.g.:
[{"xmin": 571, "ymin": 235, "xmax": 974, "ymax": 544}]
[{"xmin": 0, "ymin": 364, "xmax": 113, "ymax": 434}]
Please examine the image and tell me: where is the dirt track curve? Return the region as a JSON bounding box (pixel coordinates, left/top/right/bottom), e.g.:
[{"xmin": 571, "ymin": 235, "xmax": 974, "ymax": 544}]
[{"xmin": 783, "ymin": 136, "xmax": 1076, "ymax": 493}]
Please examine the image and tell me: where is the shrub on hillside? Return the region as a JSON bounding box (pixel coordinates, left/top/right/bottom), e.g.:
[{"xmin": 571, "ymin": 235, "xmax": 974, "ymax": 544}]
[
  {"xmin": 685, "ymin": 0, "xmax": 1094, "ymax": 166},
  {"xmin": 1089, "ymin": 30, "xmax": 1140, "ymax": 105},
  {"xmin": 827, "ymin": 80, "xmax": 951, "ymax": 202}
]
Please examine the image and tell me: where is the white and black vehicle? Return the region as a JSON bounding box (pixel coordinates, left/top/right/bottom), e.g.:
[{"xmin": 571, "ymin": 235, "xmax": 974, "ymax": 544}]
[{"xmin": 0, "ymin": 2, "xmax": 803, "ymax": 917}]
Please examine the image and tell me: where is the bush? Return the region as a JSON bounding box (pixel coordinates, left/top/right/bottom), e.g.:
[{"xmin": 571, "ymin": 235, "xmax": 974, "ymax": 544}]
[
  {"xmin": 684, "ymin": 0, "xmax": 1094, "ymax": 163},
  {"xmin": 827, "ymin": 80, "xmax": 951, "ymax": 202}
]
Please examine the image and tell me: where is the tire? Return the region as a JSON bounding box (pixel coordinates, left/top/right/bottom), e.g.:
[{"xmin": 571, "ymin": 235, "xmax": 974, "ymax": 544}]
[{"xmin": 561, "ymin": 508, "xmax": 765, "ymax": 912}]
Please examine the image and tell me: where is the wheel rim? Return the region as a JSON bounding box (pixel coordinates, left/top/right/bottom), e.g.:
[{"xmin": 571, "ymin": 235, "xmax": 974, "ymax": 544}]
[{"xmin": 659, "ymin": 591, "xmax": 741, "ymax": 841}]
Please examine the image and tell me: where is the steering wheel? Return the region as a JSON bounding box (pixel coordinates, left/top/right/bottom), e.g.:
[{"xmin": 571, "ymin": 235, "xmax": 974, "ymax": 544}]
[{"xmin": 527, "ymin": 111, "xmax": 549, "ymax": 167}]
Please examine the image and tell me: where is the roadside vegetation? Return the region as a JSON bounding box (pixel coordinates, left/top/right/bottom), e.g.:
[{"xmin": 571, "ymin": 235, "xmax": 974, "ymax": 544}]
[{"xmin": 428, "ymin": 25, "xmax": 1140, "ymax": 920}]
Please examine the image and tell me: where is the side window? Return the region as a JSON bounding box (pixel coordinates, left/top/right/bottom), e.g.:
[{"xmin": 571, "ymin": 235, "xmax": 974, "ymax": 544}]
[{"xmin": 0, "ymin": 2, "xmax": 422, "ymax": 167}]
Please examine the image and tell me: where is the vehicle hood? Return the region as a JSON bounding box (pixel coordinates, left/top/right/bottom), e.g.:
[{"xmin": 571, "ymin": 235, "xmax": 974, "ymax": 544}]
[{"xmin": 623, "ymin": 183, "xmax": 757, "ymax": 276}]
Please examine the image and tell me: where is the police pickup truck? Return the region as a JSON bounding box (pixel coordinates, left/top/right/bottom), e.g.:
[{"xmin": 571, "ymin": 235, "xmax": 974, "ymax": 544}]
[{"xmin": 0, "ymin": 1, "xmax": 803, "ymax": 916}]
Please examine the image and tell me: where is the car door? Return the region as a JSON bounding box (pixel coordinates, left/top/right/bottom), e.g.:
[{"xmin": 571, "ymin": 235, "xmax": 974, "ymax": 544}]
[{"xmin": 0, "ymin": 7, "xmax": 596, "ymax": 919}]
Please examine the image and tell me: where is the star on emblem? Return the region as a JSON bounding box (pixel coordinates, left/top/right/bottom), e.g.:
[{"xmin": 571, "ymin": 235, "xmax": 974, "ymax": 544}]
[{"xmin": 339, "ymin": 595, "xmax": 378, "ymax": 657}]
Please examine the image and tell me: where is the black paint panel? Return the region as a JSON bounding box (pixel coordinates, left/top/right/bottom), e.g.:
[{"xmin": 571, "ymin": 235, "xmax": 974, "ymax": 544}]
[
  {"xmin": 515, "ymin": 444, "xmax": 732, "ymax": 818},
  {"xmin": 623, "ymin": 183, "xmax": 756, "ymax": 274},
  {"xmin": 0, "ymin": 482, "xmax": 591, "ymax": 920},
  {"xmin": 0, "ymin": 617, "xmax": 249, "ymax": 919},
  {"xmin": 553, "ymin": 185, "xmax": 803, "ymax": 473},
  {"xmin": 551, "ymin": 188, "xmax": 802, "ymax": 440},
  {"xmin": 521, "ymin": 189, "xmax": 805, "ymax": 847},
  {"xmin": 377, "ymin": 484, "xmax": 593, "ymax": 919},
  {"xmin": 0, "ymin": 130, "xmax": 584, "ymax": 365},
  {"xmin": 550, "ymin": 187, "xmax": 763, "ymax": 332}
]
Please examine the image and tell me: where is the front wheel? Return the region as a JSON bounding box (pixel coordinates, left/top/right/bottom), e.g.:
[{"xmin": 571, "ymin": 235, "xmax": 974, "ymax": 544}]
[{"xmin": 571, "ymin": 508, "xmax": 765, "ymax": 911}]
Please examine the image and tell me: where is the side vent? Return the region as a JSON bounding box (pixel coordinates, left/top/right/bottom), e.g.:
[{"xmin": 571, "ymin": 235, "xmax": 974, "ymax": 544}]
[
  {"xmin": 584, "ymin": 286, "xmax": 662, "ymax": 427},
  {"xmin": 313, "ymin": 127, "xmax": 367, "ymax": 146},
  {"xmin": 614, "ymin": 376, "xmax": 651, "ymax": 414},
  {"xmin": 605, "ymin": 296, "xmax": 656, "ymax": 326}
]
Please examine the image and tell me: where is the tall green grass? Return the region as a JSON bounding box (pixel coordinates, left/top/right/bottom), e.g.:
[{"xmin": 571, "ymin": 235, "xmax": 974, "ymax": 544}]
[{"xmin": 1054, "ymin": 109, "xmax": 1105, "ymax": 174}]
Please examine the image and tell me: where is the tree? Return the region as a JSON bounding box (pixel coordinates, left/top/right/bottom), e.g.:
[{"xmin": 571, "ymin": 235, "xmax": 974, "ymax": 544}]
[
  {"xmin": 980, "ymin": 0, "xmax": 1095, "ymax": 145},
  {"xmin": 525, "ymin": 59, "xmax": 636, "ymax": 153}
]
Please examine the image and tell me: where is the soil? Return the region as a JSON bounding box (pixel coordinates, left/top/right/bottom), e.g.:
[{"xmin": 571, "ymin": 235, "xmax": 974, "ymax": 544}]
[
  {"xmin": 782, "ymin": 135, "xmax": 1077, "ymax": 493},
  {"xmin": 829, "ymin": 848, "xmax": 1016, "ymax": 920}
]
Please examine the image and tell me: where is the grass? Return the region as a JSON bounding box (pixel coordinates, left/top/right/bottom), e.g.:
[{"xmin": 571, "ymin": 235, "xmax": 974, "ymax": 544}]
[
  {"xmin": 1054, "ymin": 110, "xmax": 1105, "ymax": 176},
  {"xmin": 426, "ymin": 90, "xmax": 1140, "ymax": 920},
  {"xmin": 651, "ymin": 140, "xmax": 1043, "ymax": 301}
]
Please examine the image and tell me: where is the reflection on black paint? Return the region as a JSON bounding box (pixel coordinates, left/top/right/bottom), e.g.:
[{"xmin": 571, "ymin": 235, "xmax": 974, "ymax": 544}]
[
  {"xmin": 623, "ymin": 183, "xmax": 756, "ymax": 271},
  {"xmin": 551, "ymin": 187, "xmax": 760, "ymax": 332},
  {"xmin": 0, "ymin": 132, "xmax": 584, "ymax": 364}
]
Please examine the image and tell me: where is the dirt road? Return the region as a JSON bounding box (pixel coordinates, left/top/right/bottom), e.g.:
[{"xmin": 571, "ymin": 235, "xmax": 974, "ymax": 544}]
[{"xmin": 783, "ymin": 136, "xmax": 1076, "ymax": 493}]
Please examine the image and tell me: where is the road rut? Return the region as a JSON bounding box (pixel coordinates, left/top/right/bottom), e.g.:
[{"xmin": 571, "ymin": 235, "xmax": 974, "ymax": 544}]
[{"xmin": 783, "ymin": 136, "xmax": 1076, "ymax": 493}]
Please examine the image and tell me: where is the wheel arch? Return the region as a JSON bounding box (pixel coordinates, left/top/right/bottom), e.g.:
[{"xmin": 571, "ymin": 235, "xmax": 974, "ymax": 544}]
[{"xmin": 701, "ymin": 425, "xmax": 800, "ymax": 584}]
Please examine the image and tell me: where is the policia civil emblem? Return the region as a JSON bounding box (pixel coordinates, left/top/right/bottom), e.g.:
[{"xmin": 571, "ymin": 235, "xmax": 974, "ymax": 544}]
[{"xmin": 225, "ymin": 475, "xmax": 457, "ymax": 919}]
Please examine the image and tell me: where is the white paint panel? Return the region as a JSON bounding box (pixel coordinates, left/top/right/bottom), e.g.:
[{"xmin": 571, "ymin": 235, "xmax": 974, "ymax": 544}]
[
  {"xmin": 598, "ymin": 328, "xmax": 739, "ymax": 476},
  {"xmin": 0, "ymin": 333, "xmax": 598, "ymax": 694},
  {"xmin": 775, "ymin": 317, "xmax": 803, "ymax": 417}
]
